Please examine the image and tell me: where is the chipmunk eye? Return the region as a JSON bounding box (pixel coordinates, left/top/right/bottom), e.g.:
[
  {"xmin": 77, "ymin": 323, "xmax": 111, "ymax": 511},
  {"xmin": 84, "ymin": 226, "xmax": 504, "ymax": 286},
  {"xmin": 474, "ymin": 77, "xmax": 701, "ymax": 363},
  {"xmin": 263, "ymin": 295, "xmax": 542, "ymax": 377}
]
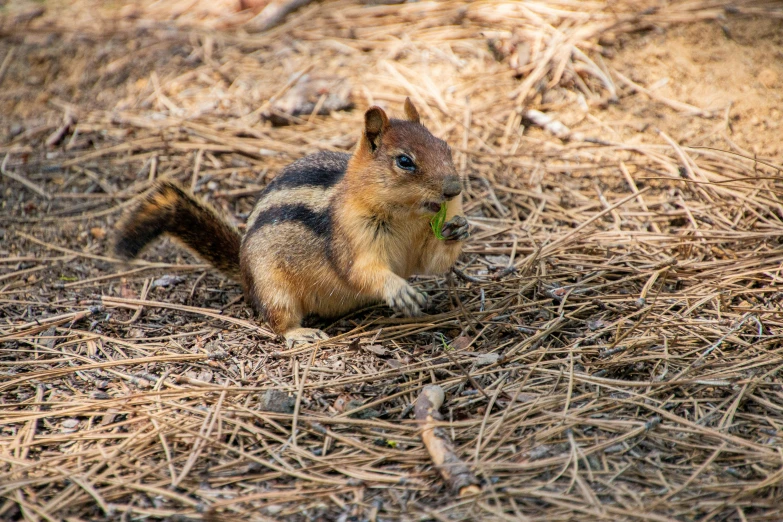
[{"xmin": 395, "ymin": 154, "xmax": 416, "ymax": 172}]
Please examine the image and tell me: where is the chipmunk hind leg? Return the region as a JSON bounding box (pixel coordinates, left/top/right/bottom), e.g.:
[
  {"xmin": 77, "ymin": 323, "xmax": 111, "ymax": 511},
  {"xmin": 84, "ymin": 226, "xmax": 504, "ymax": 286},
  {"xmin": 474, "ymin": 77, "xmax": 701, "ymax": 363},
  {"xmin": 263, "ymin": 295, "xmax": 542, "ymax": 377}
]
[
  {"xmin": 267, "ymin": 300, "xmax": 329, "ymax": 348},
  {"xmin": 245, "ymin": 268, "xmax": 329, "ymax": 348}
]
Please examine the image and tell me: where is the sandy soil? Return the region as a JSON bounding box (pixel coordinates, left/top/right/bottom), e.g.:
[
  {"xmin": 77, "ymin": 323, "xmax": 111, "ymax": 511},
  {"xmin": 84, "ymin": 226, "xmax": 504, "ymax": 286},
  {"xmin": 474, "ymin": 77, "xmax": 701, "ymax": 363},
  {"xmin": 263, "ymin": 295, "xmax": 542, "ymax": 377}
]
[{"xmin": 608, "ymin": 17, "xmax": 783, "ymax": 158}]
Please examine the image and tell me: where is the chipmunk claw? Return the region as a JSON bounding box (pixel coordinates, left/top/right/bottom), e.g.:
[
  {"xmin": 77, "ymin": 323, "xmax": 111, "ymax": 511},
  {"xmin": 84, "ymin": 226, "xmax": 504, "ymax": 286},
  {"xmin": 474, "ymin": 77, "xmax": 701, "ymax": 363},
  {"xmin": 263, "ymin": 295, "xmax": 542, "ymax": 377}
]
[
  {"xmin": 441, "ymin": 215, "xmax": 470, "ymax": 243},
  {"xmin": 283, "ymin": 328, "xmax": 329, "ymax": 348}
]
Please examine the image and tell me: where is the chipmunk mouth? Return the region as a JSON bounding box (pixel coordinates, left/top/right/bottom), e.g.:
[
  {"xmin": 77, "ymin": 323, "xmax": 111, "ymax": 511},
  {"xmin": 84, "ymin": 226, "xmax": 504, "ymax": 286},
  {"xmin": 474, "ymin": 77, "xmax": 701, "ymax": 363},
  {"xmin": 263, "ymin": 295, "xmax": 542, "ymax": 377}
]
[{"xmin": 423, "ymin": 201, "xmax": 442, "ymax": 213}]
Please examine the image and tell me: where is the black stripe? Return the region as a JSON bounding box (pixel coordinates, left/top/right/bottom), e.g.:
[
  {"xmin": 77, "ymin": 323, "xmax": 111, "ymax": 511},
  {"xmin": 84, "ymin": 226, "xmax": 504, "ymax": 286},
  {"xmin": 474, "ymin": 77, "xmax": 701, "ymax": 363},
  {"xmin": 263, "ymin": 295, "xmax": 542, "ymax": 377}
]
[
  {"xmin": 248, "ymin": 204, "xmax": 332, "ymax": 237},
  {"xmin": 264, "ymin": 151, "xmax": 349, "ymax": 192}
]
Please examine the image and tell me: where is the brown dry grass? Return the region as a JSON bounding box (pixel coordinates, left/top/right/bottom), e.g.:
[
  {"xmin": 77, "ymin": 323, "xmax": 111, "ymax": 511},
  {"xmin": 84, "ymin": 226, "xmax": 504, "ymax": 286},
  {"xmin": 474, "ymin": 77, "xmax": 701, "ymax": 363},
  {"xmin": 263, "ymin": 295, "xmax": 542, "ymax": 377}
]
[{"xmin": 2, "ymin": 1, "xmax": 783, "ymax": 521}]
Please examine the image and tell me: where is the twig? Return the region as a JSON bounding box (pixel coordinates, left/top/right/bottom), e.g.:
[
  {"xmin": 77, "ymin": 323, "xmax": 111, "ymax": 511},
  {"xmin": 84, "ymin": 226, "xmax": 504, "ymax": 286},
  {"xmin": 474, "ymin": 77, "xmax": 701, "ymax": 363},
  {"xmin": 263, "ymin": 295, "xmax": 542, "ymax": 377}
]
[
  {"xmin": 414, "ymin": 385, "xmax": 481, "ymax": 497},
  {"xmin": 1, "ymin": 154, "xmax": 51, "ymax": 200},
  {"xmin": 0, "ymin": 47, "xmax": 15, "ymax": 87},
  {"xmin": 245, "ymin": 0, "xmax": 318, "ymax": 33},
  {"xmin": 523, "ymin": 109, "xmax": 583, "ymax": 142},
  {"xmin": 613, "ymin": 69, "xmax": 715, "ymax": 118},
  {"xmin": 101, "ymin": 296, "xmax": 275, "ymax": 338}
]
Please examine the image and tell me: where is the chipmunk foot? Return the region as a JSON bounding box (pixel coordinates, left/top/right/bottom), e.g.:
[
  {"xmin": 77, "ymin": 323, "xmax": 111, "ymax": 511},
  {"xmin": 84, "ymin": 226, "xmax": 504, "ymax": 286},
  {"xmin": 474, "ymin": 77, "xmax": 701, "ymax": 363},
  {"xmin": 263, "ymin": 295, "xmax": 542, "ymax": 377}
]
[{"xmin": 283, "ymin": 328, "xmax": 329, "ymax": 348}]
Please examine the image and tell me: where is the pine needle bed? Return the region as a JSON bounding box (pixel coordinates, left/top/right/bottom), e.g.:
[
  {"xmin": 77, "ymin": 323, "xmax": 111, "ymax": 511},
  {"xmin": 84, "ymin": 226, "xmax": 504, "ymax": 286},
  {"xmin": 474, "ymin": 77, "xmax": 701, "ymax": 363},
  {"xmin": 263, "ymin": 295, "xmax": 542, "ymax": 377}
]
[{"xmin": 1, "ymin": 1, "xmax": 783, "ymax": 520}]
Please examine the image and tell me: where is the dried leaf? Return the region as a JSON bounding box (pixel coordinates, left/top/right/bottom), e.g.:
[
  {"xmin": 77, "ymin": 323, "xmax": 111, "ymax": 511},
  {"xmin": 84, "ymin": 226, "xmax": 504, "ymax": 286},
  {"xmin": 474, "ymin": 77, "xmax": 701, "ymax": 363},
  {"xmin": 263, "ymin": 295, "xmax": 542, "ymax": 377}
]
[
  {"xmin": 362, "ymin": 344, "xmax": 387, "ymax": 356},
  {"xmin": 151, "ymin": 275, "xmax": 186, "ymax": 289}
]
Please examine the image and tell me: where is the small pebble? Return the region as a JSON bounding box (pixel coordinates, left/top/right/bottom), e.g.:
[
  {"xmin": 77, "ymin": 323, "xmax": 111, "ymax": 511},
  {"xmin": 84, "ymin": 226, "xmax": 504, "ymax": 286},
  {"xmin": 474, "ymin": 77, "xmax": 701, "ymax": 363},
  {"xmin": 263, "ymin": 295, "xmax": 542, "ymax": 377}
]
[
  {"xmin": 90, "ymin": 227, "xmax": 106, "ymax": 240},
  {"xmin": 62, "ymin": 419, "xmax": 79, "ymax": 429},
  {"xmin": 262, "ymin": 389, "xmax": 295, "ymax": 414}
]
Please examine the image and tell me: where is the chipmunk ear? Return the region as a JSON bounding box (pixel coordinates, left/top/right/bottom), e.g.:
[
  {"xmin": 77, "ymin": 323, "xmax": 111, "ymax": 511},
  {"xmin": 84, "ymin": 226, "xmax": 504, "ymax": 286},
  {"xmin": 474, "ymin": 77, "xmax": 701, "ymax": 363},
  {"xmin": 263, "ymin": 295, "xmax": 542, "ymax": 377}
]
[
  {"xmin": 364, "ymin": 106, "xmax": 390, "ymax": 152},
  {"xmin": 403, "ymin": 97, "xmax": 420, "ymax": 123}
]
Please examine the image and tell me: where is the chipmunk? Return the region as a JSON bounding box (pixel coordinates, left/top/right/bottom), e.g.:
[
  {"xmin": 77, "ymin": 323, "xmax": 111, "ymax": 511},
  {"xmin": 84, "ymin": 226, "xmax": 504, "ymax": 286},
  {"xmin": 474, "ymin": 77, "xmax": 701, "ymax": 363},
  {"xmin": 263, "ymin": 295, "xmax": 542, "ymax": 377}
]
[{"xmin": 114, "ymin": 99, "xmax": 469, "ymax": 346}]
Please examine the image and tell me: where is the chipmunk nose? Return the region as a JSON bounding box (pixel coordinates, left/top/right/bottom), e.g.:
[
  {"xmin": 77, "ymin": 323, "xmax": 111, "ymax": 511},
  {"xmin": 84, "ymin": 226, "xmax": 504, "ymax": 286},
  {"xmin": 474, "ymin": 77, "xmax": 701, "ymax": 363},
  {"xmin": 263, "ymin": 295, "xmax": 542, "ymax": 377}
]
[{"xmin": 442, "ymin": 176, "xmax": 462, "ymax": 199}]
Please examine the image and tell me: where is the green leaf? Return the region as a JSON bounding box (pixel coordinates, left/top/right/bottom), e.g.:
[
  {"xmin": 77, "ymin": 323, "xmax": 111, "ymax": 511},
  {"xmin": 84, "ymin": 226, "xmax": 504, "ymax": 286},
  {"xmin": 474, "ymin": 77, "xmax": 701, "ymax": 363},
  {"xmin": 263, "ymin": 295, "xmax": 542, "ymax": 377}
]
[{"xmin": 429, "ymin": 203, "xmax": 448, "ymax": 240}]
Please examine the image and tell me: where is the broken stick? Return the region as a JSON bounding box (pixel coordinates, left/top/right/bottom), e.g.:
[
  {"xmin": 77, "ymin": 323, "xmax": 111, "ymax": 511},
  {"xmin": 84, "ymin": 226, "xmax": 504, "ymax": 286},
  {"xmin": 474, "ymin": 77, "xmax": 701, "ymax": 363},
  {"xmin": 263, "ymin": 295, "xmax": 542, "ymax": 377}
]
[
  {"xmin": 522, "ymin": 109, "xmax": 586, "ymax": 142},
  {"xmin": 414, "ymin": 385, "xmax": 480, "ymax": 496},
  {"xmin": 244, "ymin": 0, "xmax": 317, "ymax": 33}
]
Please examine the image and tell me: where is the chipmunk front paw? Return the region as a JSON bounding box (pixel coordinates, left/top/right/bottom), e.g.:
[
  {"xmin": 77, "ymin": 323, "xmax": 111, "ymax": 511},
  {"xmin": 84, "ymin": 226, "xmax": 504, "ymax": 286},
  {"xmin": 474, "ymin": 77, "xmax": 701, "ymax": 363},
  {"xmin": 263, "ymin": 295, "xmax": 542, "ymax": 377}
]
[
  {"xmin": 384, "ymin": 278, "xmax": 427, "ymax": 317},
  {"xmin": 441, "ymin": 215, "xmax": 470, "ymax": 243}
]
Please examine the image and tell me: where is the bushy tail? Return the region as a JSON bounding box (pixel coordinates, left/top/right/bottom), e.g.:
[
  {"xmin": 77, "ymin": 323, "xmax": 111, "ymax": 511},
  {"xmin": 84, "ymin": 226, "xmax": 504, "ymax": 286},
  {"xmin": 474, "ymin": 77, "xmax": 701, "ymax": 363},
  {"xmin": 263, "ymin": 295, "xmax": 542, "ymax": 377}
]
[{"xmin": 114, "ymin": 181, "xmax": 242, "ymax": 280}]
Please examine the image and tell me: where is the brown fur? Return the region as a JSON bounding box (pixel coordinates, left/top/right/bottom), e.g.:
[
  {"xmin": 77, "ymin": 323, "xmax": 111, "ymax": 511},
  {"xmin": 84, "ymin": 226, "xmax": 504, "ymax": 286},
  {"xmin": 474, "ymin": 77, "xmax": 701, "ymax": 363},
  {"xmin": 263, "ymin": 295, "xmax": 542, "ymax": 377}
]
[
  {"xmin": 114, "ymin": 99, "xmax": 467, "ymax": 344},
  {"xmin": 114, "ymin": 182, "xmax": 242, "ymax": 279}
]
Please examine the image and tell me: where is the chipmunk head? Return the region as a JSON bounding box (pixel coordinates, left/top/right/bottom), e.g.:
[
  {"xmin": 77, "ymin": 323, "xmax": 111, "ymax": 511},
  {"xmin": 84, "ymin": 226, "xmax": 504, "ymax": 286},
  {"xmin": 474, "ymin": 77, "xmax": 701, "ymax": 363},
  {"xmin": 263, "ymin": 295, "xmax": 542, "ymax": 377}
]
[{"xmin": 353, "ymin": 98, "xmax": 461, "ymax": 215}]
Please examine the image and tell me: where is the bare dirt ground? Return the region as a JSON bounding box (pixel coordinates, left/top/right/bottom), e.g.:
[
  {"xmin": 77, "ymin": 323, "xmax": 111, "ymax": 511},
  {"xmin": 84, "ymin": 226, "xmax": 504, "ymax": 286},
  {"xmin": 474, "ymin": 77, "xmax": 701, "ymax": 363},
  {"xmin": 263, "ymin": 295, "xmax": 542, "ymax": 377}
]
[{"xmin": 2, "ymin": 1, "xmax": 783, "ymax": 521}]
